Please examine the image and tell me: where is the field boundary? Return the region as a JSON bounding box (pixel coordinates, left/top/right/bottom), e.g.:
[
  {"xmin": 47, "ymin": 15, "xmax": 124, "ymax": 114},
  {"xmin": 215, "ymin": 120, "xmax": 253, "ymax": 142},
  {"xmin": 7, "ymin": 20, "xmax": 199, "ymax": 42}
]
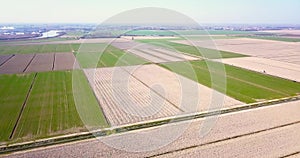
[{"xmin": 0, "ymin": 95, "xmax": 299, "ymax": 155}]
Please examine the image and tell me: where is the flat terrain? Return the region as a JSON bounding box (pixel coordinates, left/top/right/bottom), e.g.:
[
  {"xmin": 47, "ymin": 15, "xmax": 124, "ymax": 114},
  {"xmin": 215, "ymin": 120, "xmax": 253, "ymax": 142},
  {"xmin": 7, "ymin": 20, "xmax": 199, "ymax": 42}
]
[
  {"xmin": 216, "ymin": 57, "xmax": 300, "ymax": 82},
  {"xmin": 0, "ymin": 54, "xmax": 35, "ymax": 74},
  {"xmin": 84, "ymin": 66, "xmax": 183, "ymax": 126},
  {"xmin": 173, "ymin": 38, "xmax": 300, "ymax": 64},
  {"xmin": 4, "ymin": 100, "xmax": 300, "ymax": 158},
  {"xmin": 124, "ymin": 64, "xmax": 242, "ymax": 112},
  {"xmin": 0, "ymin": 55, "xmax": 13, "ymax": 66},
  {"xmin": 112, "ymin": 40, "xmax": 199, "ymax": 63},
  {"xmin": 137, "ymin": 39, "xmax": 247, "ymax": 59},
  {"xmin": 76, "ymin": 45, "xmax": 149, "ymax": 68},
  {"xmin": 0, "ymin": 53, "xmax": 78, "ymax": 74},
  {"xmin": 0, "ymin": 74, "xmax": 34, "ymax": 142},
  {"xmin": 161, "ymin": 60, "xmax": 300, "ymax": 103},
  {"xmin": 0, "ymin": 44, "xmax": 80, "ymax": 54},
  {"xmin": 0, "ymin": 71, "xmax": 108, "ymax": 143}
]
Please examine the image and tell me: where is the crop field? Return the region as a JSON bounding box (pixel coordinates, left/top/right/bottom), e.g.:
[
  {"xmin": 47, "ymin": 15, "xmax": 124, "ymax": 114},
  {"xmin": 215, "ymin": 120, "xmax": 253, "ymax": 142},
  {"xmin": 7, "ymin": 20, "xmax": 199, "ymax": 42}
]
[
  {"xmin": 0, "ymin": 44, "xmax": 80, "ymax": 55},
  {"xmin": 0, "ymin": 73, "xmax": 35, "ymax": 142},
  {"xmin": 0, "ymin": 53, "xmax": 78, "ymax": 74},
  {"xmin": 160, "ymin": 60, "xmax": 300, "ymax": 103},
  {"xmin": 0, "ymin": 54, "xmax": 35, "ymax": 74},
  {"xmin": 123, "ymin": 64, "xmax": 242, "ymax": 112},
  {"xmin": 76, "ymin": 45, "xmax": 149, "ymax": 68},
  {"xmin": 216, "ymin": 57, "xmax": 300, "ymax": 82},
  {"xmin": 173, "ymin": 38, "xmax": 300, "ymax": 65},
  {"xmin": 111, "ymin": 40, "xmax": 200, "ymax": 63},
  {"xmin": 137, "ymin": 39, "xmax": 247, "ymax": 59},
  {"xmin": 84, "ymin": 67, "xmax": 183, "ymax": 126},
  {"xmin": 0, "ymin": 70, "xmax": 107, "ymax": 143}
]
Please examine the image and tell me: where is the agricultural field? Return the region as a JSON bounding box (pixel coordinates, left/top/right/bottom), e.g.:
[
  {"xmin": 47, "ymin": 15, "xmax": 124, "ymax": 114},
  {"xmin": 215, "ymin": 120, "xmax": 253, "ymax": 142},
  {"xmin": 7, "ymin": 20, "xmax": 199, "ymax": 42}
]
[
  {"xmin": 84, "ymin": 67, "xmax": 183, "ymax": 126},
  {"xmin": 216, "ymin": 57, "xmax": 300, "ymax": 82},
  {"xmin": 240, "ymin": 35, "xmax": 300, "ymax": 42},
  {"xmin": 124, "ymin": 64, "xmax": 242, "ymax": 112},
  {"xmin": 0, "ymin": 44, "xmax": 80, "ymax": 55},
  {"xmin": 0, "ymin": 53, "xmax": 78, "ymax": 74},
  {"xmin": 76, "ymin": 45, "xmax": 149, "ymax": 68},
  {"xmin": 0, "ymin": 70, "xmax": 108, "ymax": 143},
  {"xmin": 160, "ymin": 60, "xmax": 300, "ymax": 103},
  {"xmin": 173, "ymin": 38, "xmax": 300, "ymax": 65},
  {"xmin": 0, "ymin": 38, "xmax": 75, "ymax": 46},
  {"xmin": 0, "ymin": 73, "xmax": 35, "ymax": 142},
  {"xmin": 137, "ymin": 39, "xmax": 247, "ymax": 59}
]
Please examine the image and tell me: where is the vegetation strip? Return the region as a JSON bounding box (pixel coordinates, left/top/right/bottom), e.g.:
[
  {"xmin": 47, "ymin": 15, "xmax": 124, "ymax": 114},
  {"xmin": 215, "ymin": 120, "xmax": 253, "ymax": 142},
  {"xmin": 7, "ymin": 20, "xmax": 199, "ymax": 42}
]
[
  {"xmin": 0, "ymin": 96, "xmax": 299, "ymax": 154},
  {"xmin": 8, "ymin": 73, "xmax": 37, "ymax": 139}
]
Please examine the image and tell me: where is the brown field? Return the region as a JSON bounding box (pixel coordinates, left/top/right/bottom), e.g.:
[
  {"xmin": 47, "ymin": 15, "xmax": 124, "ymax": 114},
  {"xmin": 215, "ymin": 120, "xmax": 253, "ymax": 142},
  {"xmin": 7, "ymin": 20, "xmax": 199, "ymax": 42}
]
[
  {"xmin": 25, "ymin": 53, "xmax": 55, "ymax": 73},
  {"xmin": 84, "ymin": 67, "xmax": 183, "ymax": 126},
  {"xmin": 0, "ymin": 54, "xmax": 13, "ymax": 66},
  {"xmin": 0, "ymin": 54, "xmax": 35, "ymax": 74},
  {"xmin": 216, "ymin": 57, "xmax": 300, "ymax": 82},
  {"xmin": 173, "ymin": 38, "xmax": 300, "ymax": 65},
  {"xmin": 53, "ymin": 53, "xmax": 79, "ymax": 70},
  {"xmin": 0, "ymin": 53, "xmax": 79, "ymax": 74}
]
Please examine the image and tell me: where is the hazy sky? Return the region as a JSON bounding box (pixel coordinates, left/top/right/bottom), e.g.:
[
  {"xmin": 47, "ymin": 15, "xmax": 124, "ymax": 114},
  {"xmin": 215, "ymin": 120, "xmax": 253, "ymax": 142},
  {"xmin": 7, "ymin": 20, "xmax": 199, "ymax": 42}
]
[{"xmin": 1, "ymin": 0, "xmax": 300, "ymax": 24}]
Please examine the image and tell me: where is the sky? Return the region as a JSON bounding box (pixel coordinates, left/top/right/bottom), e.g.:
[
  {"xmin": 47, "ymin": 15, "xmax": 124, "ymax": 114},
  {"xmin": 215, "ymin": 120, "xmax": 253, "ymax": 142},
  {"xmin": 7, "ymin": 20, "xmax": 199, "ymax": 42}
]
[{"xmin": 1, "ymin": 0, "xmax": 300, "ymax": 24}]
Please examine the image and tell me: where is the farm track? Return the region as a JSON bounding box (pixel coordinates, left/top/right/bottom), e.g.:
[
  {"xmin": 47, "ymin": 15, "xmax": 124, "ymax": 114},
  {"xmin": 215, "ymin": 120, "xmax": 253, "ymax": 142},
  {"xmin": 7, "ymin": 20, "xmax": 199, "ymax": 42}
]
[{"xmin": 9, "ymin": 73, "xmax": 37, "ymax": 139}]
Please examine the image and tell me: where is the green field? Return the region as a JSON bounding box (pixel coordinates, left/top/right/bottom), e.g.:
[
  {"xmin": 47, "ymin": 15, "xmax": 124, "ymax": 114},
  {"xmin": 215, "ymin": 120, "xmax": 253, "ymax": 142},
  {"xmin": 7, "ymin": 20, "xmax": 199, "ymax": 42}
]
[
  {"xmin": 76, "ymin": 45, "xmax": 149, "ymax": 68},
  {"xmin": 0, "ymin": 71, "xmax": 108, "ymax": 143},
  {"xmin": 137, "ymin": 39, "xmax": 247, "ymax": 59},
  {"xmin": 0, "ymin": 44, "xmax": 80, "ymax": 55},
  {"xmin": 161, "ymin": 60, "xmax": 300, "ymax": 103},
  {"xmin": 0, "ymin": 74, "xmax": 35, "ymax": 142}
]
